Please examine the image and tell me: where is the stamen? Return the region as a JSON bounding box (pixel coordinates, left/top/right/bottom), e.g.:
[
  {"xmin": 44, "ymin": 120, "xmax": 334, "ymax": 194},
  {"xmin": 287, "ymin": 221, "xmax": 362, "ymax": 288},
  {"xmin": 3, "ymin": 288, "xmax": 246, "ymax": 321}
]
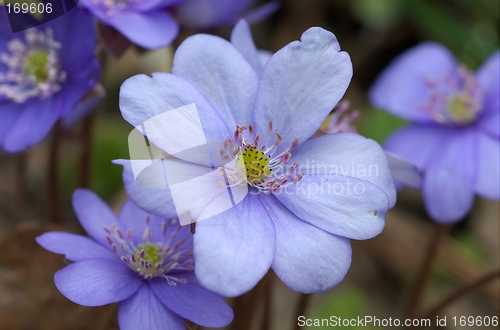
[
  {"xmin": 321, "ymin": 101, "xmax": 360, "ymax": 134},
  {"xmin": 218, "ymin": 123, "xmax": 305, "ymax": 193}
]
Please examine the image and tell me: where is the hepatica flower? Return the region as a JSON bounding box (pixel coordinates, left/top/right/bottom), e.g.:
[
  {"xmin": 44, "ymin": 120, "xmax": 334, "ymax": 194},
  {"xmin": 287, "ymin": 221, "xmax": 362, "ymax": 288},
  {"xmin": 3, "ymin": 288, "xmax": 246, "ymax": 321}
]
[
  {"xmin": 80, "ymin": 0, "xmax": 279, "ymax": 50},
  {"xmin": 0, "ymin": 7, "xmax": 100, "ymax": 152},
  {"xmin": 370, "ymin": 43, "xmax": 500, "ymax": 223},
  {"xmin": 115, "ymin": 21, "xmax": 396, "ymax": 296},
  {"xmin": 36, "ymin": 189, "xmax": 233, "ymax": 330}
]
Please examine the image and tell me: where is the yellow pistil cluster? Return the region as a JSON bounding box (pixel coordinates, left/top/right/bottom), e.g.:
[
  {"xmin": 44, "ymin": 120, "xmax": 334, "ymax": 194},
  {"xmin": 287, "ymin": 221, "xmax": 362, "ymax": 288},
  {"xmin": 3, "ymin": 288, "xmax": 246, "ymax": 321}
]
[
  {"xmin": 24, "ymin": 50, "xmax": 49, "ymax": 83},
  {"xmin": 237, "ymin": 146, "xmax": 272, "ymax": 184},
  {"xmin": 448, "ymin": 94, "xmax": 476, "ymax": 124},
  {"xmin": 134, "ymin": 243, "xmax": 163, "ymax": 276}
]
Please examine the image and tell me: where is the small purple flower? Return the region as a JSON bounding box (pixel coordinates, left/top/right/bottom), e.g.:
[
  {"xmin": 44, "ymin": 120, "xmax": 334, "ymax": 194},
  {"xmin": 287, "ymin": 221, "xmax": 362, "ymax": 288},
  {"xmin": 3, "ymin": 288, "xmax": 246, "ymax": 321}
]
[
  {"xmin": 115, "ymin": 21, "xmax": 396, "ymax": 297},
  {"xmin": 369, "ymin": 42, "xmax": 499, "ymax": 223},
  {"xmin": 80, "ymin": 0, "xmax": 279, "ymax": 50},
  {"xmin": 37, "ymin": 189, "xmax": 233, "ymax": 330},
  {"xmin": 0, "ymin": 7, "xmax": 100, "ymax": 152}
]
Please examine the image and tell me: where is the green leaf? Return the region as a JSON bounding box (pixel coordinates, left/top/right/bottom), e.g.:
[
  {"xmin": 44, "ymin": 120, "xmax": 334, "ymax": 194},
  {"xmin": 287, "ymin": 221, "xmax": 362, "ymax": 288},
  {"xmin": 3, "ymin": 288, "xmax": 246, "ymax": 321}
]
[
  {"xmin": 307, "ymin": 288, "xmax": 374, "ymax": 330},
  {"xmin": 357, "ymin": 108, "xmax": 407, "ymax": 145}
]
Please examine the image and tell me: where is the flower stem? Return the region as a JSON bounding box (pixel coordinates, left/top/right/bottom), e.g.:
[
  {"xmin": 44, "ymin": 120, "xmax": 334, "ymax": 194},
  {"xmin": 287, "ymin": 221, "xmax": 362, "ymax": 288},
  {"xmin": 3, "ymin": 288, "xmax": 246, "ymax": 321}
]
[
  {"xmin": 79, "ymin": 111, "xmax": 95, "ymax": 189},
  {"xmin": 260, "ymin": 273, "xmax": 273, "ymax": 330},
  {"xmin": 404, "ymin": 223, "xmax": 450, "ymax": 318},
  {"xmin": 48, "ymin": 121, "xmax": 62, "ymax": 225},
  {"xmin": 293, "ymin": 293, "xmax": 311, "ymax": 330},
  {"xmin": 16, "ymin": 152, "xmax": 29, "ymax": 222},
  {"xmin": 230, "ymin": 273, "xmax": 270, "ymax": 330},
  {"xmin": 424, "ymin": 269, "xmax": 500, "ymax": 318}
]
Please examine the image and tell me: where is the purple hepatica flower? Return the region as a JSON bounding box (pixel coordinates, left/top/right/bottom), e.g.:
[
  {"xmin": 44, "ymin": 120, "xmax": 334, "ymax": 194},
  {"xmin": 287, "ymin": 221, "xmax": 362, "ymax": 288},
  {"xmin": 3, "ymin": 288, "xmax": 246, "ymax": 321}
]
[
  {"xmin": 80, "ymin": 0, "xmax": 279, "ymax": 50},
  {"xmin": 115, "ymin": 20, "xmax": 396, "ymax": 297},
  {"xmin": 369, "ymin": 42, "xmax": 500, "ymax": 223},
  {"xmin": 0, "ymin": 7, "xmax": 100, "ymax": 152},
  {"xmin": 36, "ymin": 189, "xmax": 233, "ymax": 330}
]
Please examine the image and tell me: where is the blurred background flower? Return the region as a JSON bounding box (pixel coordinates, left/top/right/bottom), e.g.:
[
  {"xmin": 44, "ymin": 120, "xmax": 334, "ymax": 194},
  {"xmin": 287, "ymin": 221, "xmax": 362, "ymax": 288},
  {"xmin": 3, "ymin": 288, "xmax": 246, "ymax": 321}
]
[
  {"xmin": 0, "ymin": 6, "xmax": 100, "ymax": 152},
  {"xmin": 369, "ymin": 43, "xmax": 499, "ymax": 223}
]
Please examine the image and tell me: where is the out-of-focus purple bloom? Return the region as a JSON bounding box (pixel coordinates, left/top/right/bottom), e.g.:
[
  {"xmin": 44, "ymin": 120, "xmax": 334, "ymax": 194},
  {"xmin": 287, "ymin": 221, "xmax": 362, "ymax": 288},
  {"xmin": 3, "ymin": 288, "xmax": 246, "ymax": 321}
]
[
  {"xmin": 369, "ymin": 42, "xmax": 500, "ymax": 223},
  {"xmin": 37, "ymin": 189, "xmax": 233, "ymax": 330},
  {"xmin": 115, "ymin": 20, "xmax": 396, "ymax": 297},
  {"xmin": 177, "ymin": 0, "xmax": 280, "ymax": 29},
  {"xmin": 0, "ymin": 7, "xmax": 100, "ymax": 152},
  {"xmin": 80, "ymin": 0, "xmax": 279, "ymax": 50}
]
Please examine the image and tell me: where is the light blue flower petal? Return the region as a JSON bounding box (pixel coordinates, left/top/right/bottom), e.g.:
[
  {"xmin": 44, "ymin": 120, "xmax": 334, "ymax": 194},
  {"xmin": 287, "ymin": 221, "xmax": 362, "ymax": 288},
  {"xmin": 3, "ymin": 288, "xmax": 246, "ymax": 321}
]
[
  {"xmin": 423, "ymin": 128, "xmax": 476, "ymax": 223},
  {"xmin": 231, "ymin": 20, "xmax": 263, "ymax": 75},
  {"xmin": 119, "ymin": 72, "xmax": 230, "ymax": 160},
  {"xmin": 55, "ymin": 259, "xmax": 142, "ymax": 306},
  {"xmin": 384, "ymin": 151, "xmax": 422, "ymax": 189},
  {"xmin": 276, "ymin": 175, "xmax": 389, "ymax": 240},
  {"xmin": 113, "ymin": 159, "xmax": 178, "ymax": 219},
  {"xmin": 369, "ymin": 42, "xmax": 458, "ymax": 122},
  {"xmin": 275, "ymin": 134, "xmax": 393, "ymax": 240},
  {"xmin": 475, "ymin": 130, "xmax": 500, "ymax": 199},
  {"xmin": 260, "ymin": 194, "xmax": 352, "ymax": 293},
  {"xmin": 253, "ymin": 27, "xmax": 352, "ymax": 153},
  {"xmin": 118, "ymin": 284, "xmax": 185, "ymax": 330},
  {"xmin": 36, "ymin": 232, "xmax": 115, "ymax": 261},
  {"xmin": 193, "ymin": 193, "xmax": 275, "ymax": 297},
  {"xmin": 290, "ymin": 133, "xmax": 396, "ymax": 207},
  {"xmin": 172, "ymin": 33, "xmax": 259, "ymax": 128},
  {"xmin": 150, "ymin": 274, "xmax": 233, "ymax": 327},
  {"xmin": 258, "ymin": 50, "xmax": 272, "ymax": 67},
  {"xmin": 476, "ymin": 51, "xmax": 500, "ymax": 138},
  {"xmin": 72, "ymin": 189, "xmax": 120, "ymax": 247}
]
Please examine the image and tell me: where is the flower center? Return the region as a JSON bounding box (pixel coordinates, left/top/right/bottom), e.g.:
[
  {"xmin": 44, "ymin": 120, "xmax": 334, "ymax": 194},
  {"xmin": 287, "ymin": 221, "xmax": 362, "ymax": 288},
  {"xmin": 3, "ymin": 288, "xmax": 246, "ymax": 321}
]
[
  {"xmin": 104, "ymin": 217, "xmax": 193, "ymax": 283},
  {"xmin": 237, "ymin": 146, "xmax": 272, "ymax": 184},
  {"xmin": 422, "ymin": 66, "xmax": 482, "ymax": 125},
  {"xmin": 218, "ymin": 122, "xmax": 304, "ymax": 193},
  {"xmin": 24, "ymin": 50, "xmax": 49, "ymax": 82},
  {"xmin": 0, "ymin": 28, "xmax": 66, "ymax": 103},
  {"xmin": 448, "ymin": 94, "xmax": 476, "ymax": 123},
  {"xmin": 132, "ymin": 243, "xmax": 164, "ymax": 277}
]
